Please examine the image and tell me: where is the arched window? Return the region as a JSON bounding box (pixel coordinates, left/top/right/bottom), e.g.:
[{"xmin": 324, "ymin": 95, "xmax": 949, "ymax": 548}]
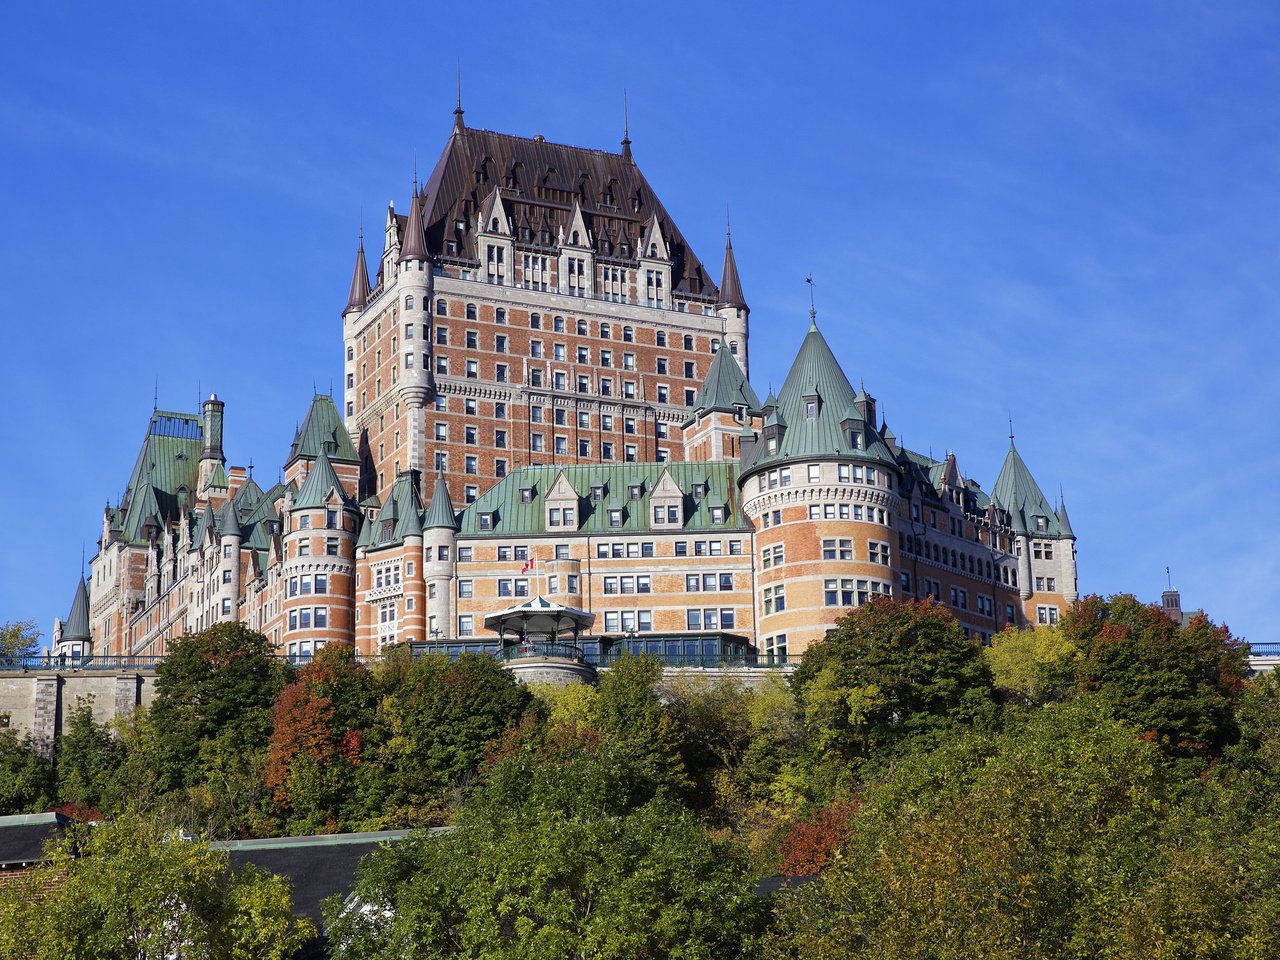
[
  {"xmin": 623, "ymin": 326, "xmax": 634, "ymax": 342},
  {"xmin": 683, "ymin": 334, "xmax": 693, "ymax": 350},
  {"xmin": 491, "ymin": 217, "xmax": 499, "ymax": 231},
  {"xmin": 729, "ymin": 341, "xmax": 738, "ymax": 355},
  {"xmin": 495, "ymin": 308, "xmax": 506, "ymax": 324},
  {"xmin": 571, "ymin": 230, "xmax": 580, "ymax": 245},
  {"xmin": 404, "ymin": 295, "xmax": 414, "ymax": 310},
  {"xmin": 649, "ymin": 243, "xmax": 657, "ymax": 256},
  {"xmin": 346, "ymin": 346, "xmax": 353, "ymax": 361},
  {"xmin": 466, "ymin": 303, "xmax": 477, "ymax": 320},
  {"xmin": 600, "ymin": 322, "xmax": 611, "ymax": 339},
  {"xmin": 435, "ymin": 299, "xmax": 447, "ymax": 315}
]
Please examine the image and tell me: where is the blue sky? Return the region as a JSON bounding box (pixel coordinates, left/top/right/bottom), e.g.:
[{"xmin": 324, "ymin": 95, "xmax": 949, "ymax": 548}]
[{"xmin": 2, "ymin": 2, "xmax": 1277, "ymax": 646}]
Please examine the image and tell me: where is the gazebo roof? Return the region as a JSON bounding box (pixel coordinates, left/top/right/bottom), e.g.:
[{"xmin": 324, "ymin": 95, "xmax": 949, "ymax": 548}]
[{"xmin": 483, "ymin": 596, "xmax": 596, "ymax": 638}]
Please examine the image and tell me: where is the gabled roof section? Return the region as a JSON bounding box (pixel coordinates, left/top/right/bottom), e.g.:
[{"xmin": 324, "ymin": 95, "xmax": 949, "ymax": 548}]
[
  {"xmin": 424, "ymin": 474, "xmax": 460, "ymax": 531},
  {"xmin": 288, "ymin": 394, "xmax": 359, "ymax": 466},
  {"xmin": 203, "ymin": 461, "xmax": 229, "ymax": 491},
  {"xmin": 417, "ymin": 126, "xmax": 717, "ymax": 297},
  {"xmin": 716, "ymin": 231, "xmax": 746, "ymax": 310},
  {"xmin": 992, "ymin": 440, "xmax": 1065, "ymax": 537},
  {"xmin": 458, "ymin": 462, "xmax": 747, "ymax": 537},
  {"xmin": 293, "ymin": 450, "xmax": 351, "ymax": 511},
  {"xmin": 63, "ymin": 579, "xmax": 90, "ymax": 642},
  {"xmin": 684, "ymin": 346, "xmax": 762, "ymax": 426}
]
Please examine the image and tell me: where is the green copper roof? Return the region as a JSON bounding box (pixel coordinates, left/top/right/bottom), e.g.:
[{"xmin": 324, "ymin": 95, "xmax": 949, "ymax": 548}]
[
  {"xmin": 217, "ymin": 500, "xmax": 242, "ymax": 539},
  {"xmin": 116, "ymin": 410, "xmax": 205, "ymax": 543},
  {"xmin": 63, "ymin": 578, "xmax": 90, "ymax": 642},
  {"xmin": 459, "ymin": 461, "xmax": 748, "ymax": 537},
  {"xmin": 293, "ymin": 449, "xmax": 351, "ymax": 510},
  {"xmin": 991, "ymin": 440, "xmax": 1066, "ymax": 537},
  {"xmin": 204, "ymin": 461, "xmax": 229, "ymax": 491},
  {"xmin": 741, "ymin": 320, "xmax": 897, "ymax": 474},
  {"xmin": 682, "ymin": 347, "xmax": 761, "ymax": 426},
  {"xmin": 366, "ymin": 473, "xmax": 426, "ymax": 550},
  {"xmin": 288, "ymin": 394, "xmax": 358, "ymax": 465},
  {"xmin": 424, "ymin": 474, "xmax": 460, "ymax": 531}
]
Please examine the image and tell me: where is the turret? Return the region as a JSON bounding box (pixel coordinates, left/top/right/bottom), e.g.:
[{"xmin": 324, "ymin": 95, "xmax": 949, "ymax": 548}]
[
  {"xmin": 53, "ymin": 577, "xmax": 91, "ymax": 660},
  {"xmin": 394, "ymin": 187, "xmax": 432, "ymax": 478},
  {"xmin": 198, "ymin": 394, "xmax": 225, "ymax": 491},
  {"xmin": 715, "ymin": 224, "xmax": 749, "ymax": 376},
  {"xmin": 423, "ymin": 473, "xmax": 459, "ymax": 642},
  {"xmin": 681, "ymin": 346, "xmax": 762, "ymax": 461}
]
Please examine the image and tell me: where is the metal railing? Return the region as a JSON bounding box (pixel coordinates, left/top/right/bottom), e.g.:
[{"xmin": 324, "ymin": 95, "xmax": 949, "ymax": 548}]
[
  {"xmin": 0, "ymin": 655, "xmax": 167, "ymax": 672},
  {"xmin": 495, "ymin": 641, "xmax": 588, "ymax": 664}
]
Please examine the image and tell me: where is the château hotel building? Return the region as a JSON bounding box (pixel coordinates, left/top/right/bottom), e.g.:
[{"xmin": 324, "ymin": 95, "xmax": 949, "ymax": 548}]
[{"xmin": 52, "ymin": 108, "xmax": 1078, "ymax": 666}]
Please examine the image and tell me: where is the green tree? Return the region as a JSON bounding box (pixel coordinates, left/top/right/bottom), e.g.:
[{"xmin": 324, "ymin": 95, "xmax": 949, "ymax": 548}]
[
  {"xmin": 0, "ymin": 728, "xmax": 54, "ymax": 814},
  {"xmin": 592, "ymin": 654, "xmax": 691, "ymax": 803},
  {"xmin": 327, "ymin": 792, "xmax": 762, "ymax": 959},
  {"xmin": 366, "ymin": 651, "xmax": 532, "ymax": 826},
  {"xmin": 763, "ymin": 699, "xmax": 1175, "ymax": 960},
  {"xmin": 0, "ymin": 813, "xmax": 314, "ymax": 959},
  {"xmin": 1067, "ymin": 594, "xmax": 1248, "ymax": 760},
  {"xmin": 141, "ymin": 623, "xmax": 289, "ymax": 836},
  {"xmin": 791, "ymin": 598, "xmax": 999, "ymax": 768},
  {"xmin": 0, "ymin": 619, "xmax": 40, "ymax": 661},
  {"xmin": 983, "ymin": 624, "xmax": 1082, "ymax": 706},
  {"xmin": 262, "ymin": 645, "xmax": 375, "ymax": 833},
  {"xmin": 56, "ymin": 698, "xmax": 122, "ymax": 812}
]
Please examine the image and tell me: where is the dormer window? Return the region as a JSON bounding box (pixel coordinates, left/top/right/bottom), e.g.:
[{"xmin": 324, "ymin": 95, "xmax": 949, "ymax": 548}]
[
  {"xmin": 478, "ymin": 512, "xmax": 494, "ymax": 531},
  {"xmin": 380, "ymin": 519, "xmax": 394, "ymax": 540},
  {"xmin": 1034, "ymin": 516, "xmax": 1048, "ymax": 532},
  {"xmin": 767, "ymin": 437, "xmax": 778, "ymax": 454},
  {"xmin": 520, "ymin": 486, "xmax": 534, "ymax": 504},
  {"xmin": 455, "ymin": 219, "xmax": 465, "ymax": 233},
  {"xmin": 608, "ymin": 509, "xmax": 623, "ymax": 527},
  {"xmin": 629, "ymin": 484, "xmax": 642, "ymax": 500},
  {"xmin": 805, "ymin": 399, "xmax": 817, "ymax": 419},
  {"xmin": 692, "ymin": 483, "xmax": 706, "ymax": 499},
  {"xmin": 849, "ymin": 431, "xmax": 861, "ymax": 449},
  {"xmin": 571, "ymin": 230, "xmax": 580, "ymax": 245},
  {"xmin": 591, "ymin": 485, "xmax": 604, "ymax": 501},
  {"xmin": 709, "ymin": 506, "xmax": 725, "ymax": 524},
  {"xmin": 491, "ymin": 218, "xmax": 500, "ymax": 231}
]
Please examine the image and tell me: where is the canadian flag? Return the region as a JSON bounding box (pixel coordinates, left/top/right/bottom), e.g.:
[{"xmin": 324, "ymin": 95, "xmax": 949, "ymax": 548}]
[{"xmin": 521, "ymin": 557, "xmax": 536, "ymax": 575}]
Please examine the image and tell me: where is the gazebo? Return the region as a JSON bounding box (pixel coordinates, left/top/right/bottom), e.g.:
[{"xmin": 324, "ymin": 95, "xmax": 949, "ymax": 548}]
[{"xmin": 483, "ymin": 597, "xmax": 597, "ymax": 686}]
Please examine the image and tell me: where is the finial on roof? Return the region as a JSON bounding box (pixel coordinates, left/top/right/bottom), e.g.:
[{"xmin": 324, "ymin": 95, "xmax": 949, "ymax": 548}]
[
  {"xmin": 1008, "ymin": 414, "xmax": 1015, "ymax": 443},
  {"xmin": 621, "ymin": 89, "xmax": 632, "ymax": 161},
  {"xmin": 453, "ymin": 62, "xmax": 465, "ymax": 131},
  {"xmin": 805, "ymin": 274, "xmax": 817, "ymax": 327},
  {"xmin": 248, "ymin": 458, "xmax": 254, "ymax": 479},
  {"xmin": 1166, "ymin": 565, "xmax": 1172, "ymax": 590},
  {"xmin": 153, "ymin": 378, "xmax": 158, "ymax": 411}
]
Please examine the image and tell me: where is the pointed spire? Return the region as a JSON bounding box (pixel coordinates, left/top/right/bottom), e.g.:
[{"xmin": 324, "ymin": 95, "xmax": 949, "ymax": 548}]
[
  {"xmin": 424, "ymin": 473, "xmax": 460, "ymax": 531},
  {"xmin": 716, "ymin": 214, "xmax": 747, "ymax": 311},
  {"xmin": 63, "ymin": 577, "xmax": 91, "ymax": 643},
  {"xmin": 621, "ymin": 89, "xmax": 632, "ymax": 161},
  {"xmin": 398, "ymin": 185, "xmax": 427, "ymax": 263},
  {"xmin": 344, "ymin": 229, "xmax": 371, "ymax": 314},
  {"xmin": 294, "ymin": 447, "xmax": 348, "ymax": 510},
  {"xmin": 805, "ymin": 274, "xmax": 817, "ymax": 329},
  {"xmin": 684, "ymin": 343, "xmax": 762, "ymax": 424},
  {"xmin": 453, "ymin": 62, "xmax": 465, "ymax": 132},
  {"xmin": 1057, "ymin": 495, "xmax": 1075, "ymax": 538}
]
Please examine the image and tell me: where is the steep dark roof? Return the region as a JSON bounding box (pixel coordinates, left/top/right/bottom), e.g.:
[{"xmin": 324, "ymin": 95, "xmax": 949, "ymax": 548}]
[
  {"xmin": 397, "ymin": 188, "xmax": 428, "ymax": 263},
  {"xmin": 0, "ymin": 813, "xmax": 69, "ymax": 869},
  {"xmin": 716, "ymin": 231, "xmax": 747, "ymax": 310},
  {"xmin": 116, "ymin": 410, "xmax": 204, "ymax": 543},
  {"xmin": 417, "ymin": 126, "xmax": 717, "ymax": 298},
  {"xmin": 344, "ymin": 238, "xmax": 371, "ymax": 313},
  {"xmin": 63, "ymin": 578, "xmax": 91, "ymax": 642},
  {"xmin": 213, "ymin": 831, "xmax": 414, "ymax": 926}
]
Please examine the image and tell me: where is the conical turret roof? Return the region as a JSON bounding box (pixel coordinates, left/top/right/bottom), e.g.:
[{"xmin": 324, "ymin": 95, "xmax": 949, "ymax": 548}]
[
  {"xmin": 993, "ymin": 440, "xmax": 1066, "ymax": 537},
  {"xmin": 716, "ymin": 231, "xmax": 747, "ymax": 310},
  {"xmin": 288, "ymin": 394, "xmax": 359, "ymax": 465},
  {"xmin": 293, "ymin": 448, "xmax": 350, "ymax": 510},
  {"xmin": 344, "ymin": 238, "xmax": 371, "ymax": 314},
  {"xmin": 1057, "ymin": 497, "xmax": 1075, "ymax": 539},
  {"xmin": 683, "ymin": 346, "xmax": 761, "ymax": 425},
  {"xmin": 397, "ymin": 188, "xmax": 428, "ymax": 263},
  {"xmin": 63, "ymin": 578, "xmax": 91, "ymax": 643},
  {"xmin": 424, "ymin": 473, "xmax": 460, "ymax": 531}
]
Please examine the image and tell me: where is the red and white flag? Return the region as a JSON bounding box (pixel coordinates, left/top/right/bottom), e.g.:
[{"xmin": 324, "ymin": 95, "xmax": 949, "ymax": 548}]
[{"xmin": 521, "ymin": 557, "xmax": 536, "ymax": 575}]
